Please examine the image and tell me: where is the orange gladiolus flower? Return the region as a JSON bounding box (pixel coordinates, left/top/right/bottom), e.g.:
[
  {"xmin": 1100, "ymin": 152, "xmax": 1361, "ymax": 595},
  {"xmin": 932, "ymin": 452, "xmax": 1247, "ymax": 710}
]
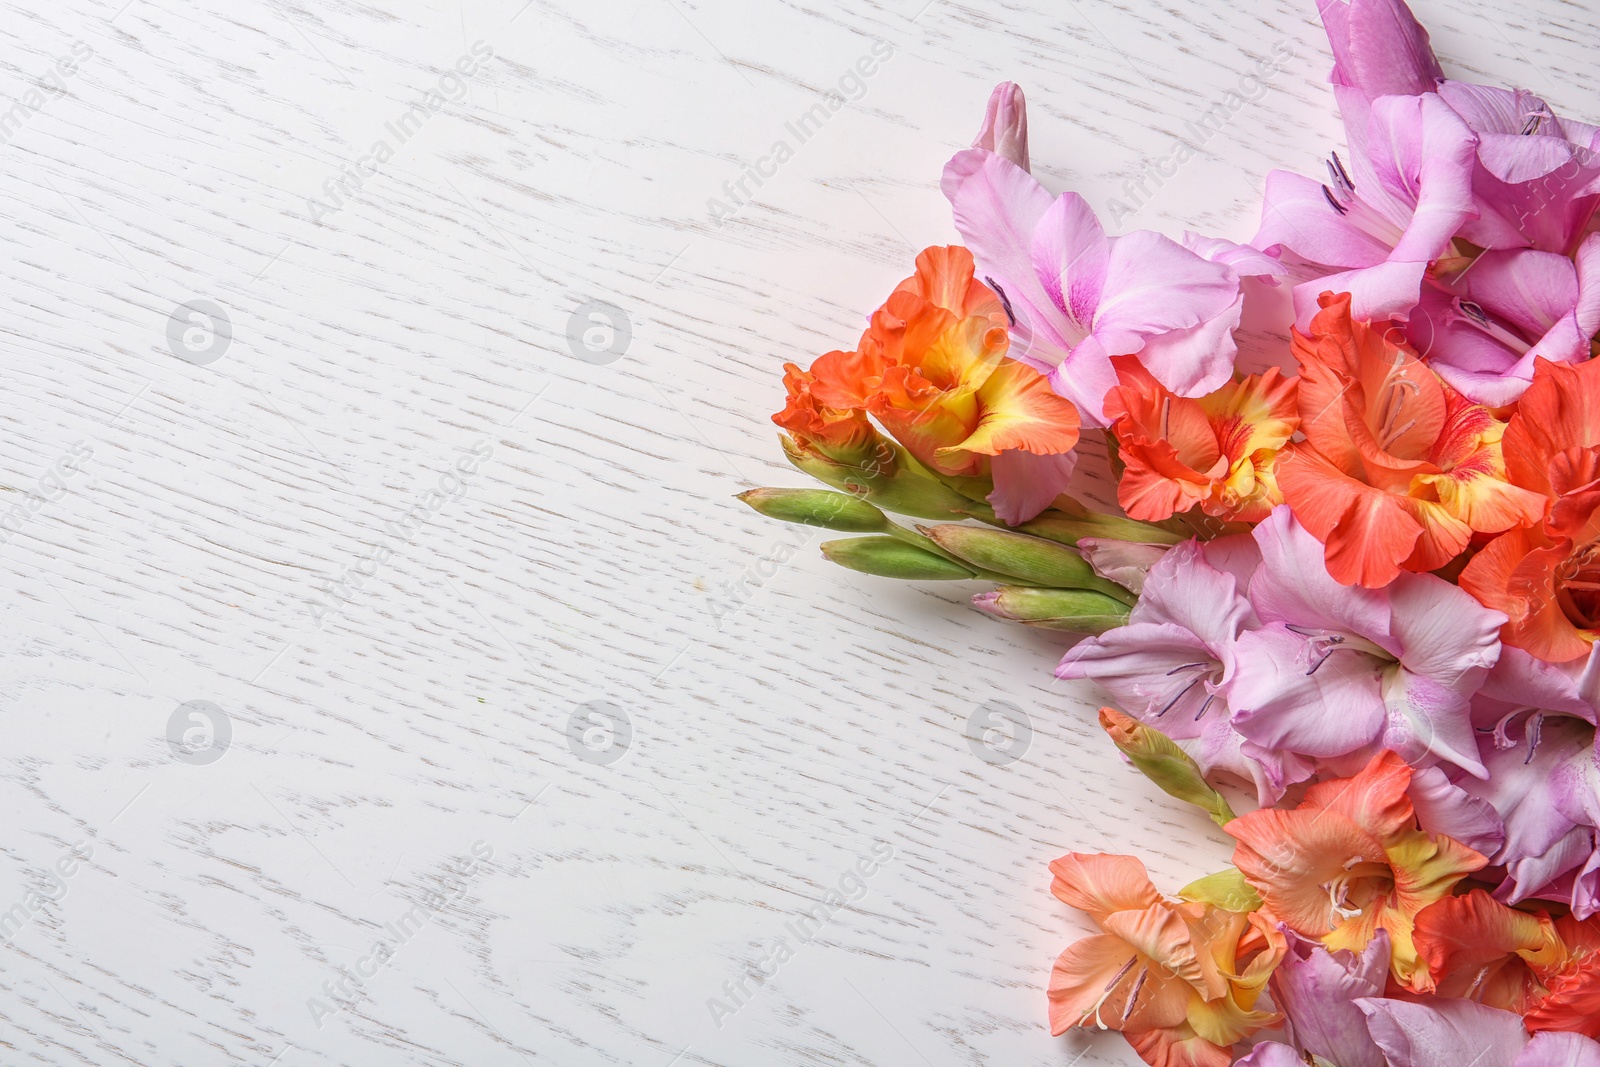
[
  {"xmin": 1225, "ymin": 750, "xmax": 1486, "ymax": 989},
  {"xmin": 1105, "ymin": 355, "xmax": 1299, "ymax": 524},
  {"xmin": 1412, "ymin": 889, "xmax": 1600, "ymax": 1038},
  {"xmin": 1527, "ymin": 913, "xmax": 1600, "ymax": 1038},
  {"xmin": 775, "ymin": 246, "xmax": 1082, "ymax": 524},
  {"xmin": 1047, "ymin": 852, "xmax": 1284, "ymax": 1067},
  {"xmin": 1411, "ymin": 888, "xmax": 1564, "ymax": 1012},
  {"xmin": 772, "ymin": 359, "xmax": 884, "ymax": 469},
  {"xmin": 1276, "ymin": 292, "xmax": 1545, "ymax": 588},
  {"xmin": 1460, "ymin": 356, "xmax": 1600, "ymax": 661}
]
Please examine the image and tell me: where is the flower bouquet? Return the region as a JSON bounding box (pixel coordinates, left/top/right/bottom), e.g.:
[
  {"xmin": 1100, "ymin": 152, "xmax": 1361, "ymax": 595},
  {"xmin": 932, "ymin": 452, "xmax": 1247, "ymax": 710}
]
[{"xmin": 737, "ymin": 0, "xmax": 1600, "ymax": 1062}]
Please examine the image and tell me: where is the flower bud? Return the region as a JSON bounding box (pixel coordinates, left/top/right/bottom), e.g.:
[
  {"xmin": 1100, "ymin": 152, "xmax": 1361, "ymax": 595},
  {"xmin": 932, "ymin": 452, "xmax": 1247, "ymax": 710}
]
[
  {"xmin": 973, "ymin": 82, "xmax": 1029, "ymax": 171},
  {"xmin": 781, "ymin": 436, "xmax": 976, "ymax": 519},
  {"xmin": 1097, "ymin": 707, "xmax": 1236, "ymax": 828},
  {"xmin": 921, "ymin": 525, "xmax": 1136, "ymax": 603},
  {"xmin": 971, "ymin": 587, "xmax": 1130, "ymax": 634},
  {"xmin": 820, "ymin": 537, "xmax": 977, "ymax": 580},
  {"xmin": 737, "ymin": 488, "xmax": 889, "ymax": 533},
  {"xmin": 1016, "ymin": 509, "xmax": 1185, "ymax": 547}
]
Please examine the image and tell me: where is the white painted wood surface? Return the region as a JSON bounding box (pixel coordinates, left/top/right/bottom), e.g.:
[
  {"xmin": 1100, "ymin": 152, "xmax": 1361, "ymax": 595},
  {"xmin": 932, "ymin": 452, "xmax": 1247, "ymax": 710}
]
[{"xmin": 0, "ymin": 1, "xmax": 1589, "ymax": 1063}]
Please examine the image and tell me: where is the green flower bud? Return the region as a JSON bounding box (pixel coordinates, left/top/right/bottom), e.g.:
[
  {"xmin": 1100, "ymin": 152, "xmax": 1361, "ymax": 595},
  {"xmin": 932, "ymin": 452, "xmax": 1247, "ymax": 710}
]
[
  {"xmin": 780, "ymin": 436, "xmax": 975, "ymax": 519},
  {"xmin": 921, "ymin": 525, "xmax": 1136, "ymax": 604},
  {"xmin": 1097, "ymin": 707, "xmax": 1236, "ymax": 828},
  {"xmin": 736, "ymin": 488, "xmax": 889, "ymax": 533},
  {"xmin": 972, "ymin": 587, "xmax": 1131, "ymax": 634},
  {"xmin": 820, "ymin": 537, "xmax": 977, "ymax": 580},
  {"xmin": 1016, "ymin": 511, "xmax": 1186, "ymax": 547}
]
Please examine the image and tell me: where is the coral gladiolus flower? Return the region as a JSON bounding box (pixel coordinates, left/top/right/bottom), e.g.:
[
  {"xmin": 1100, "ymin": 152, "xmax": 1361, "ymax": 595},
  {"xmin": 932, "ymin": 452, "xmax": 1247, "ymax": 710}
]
[
  {"xmin": 789, "ymin": 245, "xmax": 1083, "ymax": 524},
  {"xmin": 1105, "ymin": 355, "xmax": 1299, "ymax": 524},
  {"xmin": 1461, "ymin": 356, "xmax": 1600, "ymax": 661},
  {"xmin": 772, "ymin": 359, "xmax": 884, "ymax": 469},
  {"xmin": 1047, "ymin": 852, "xmax": 1284, "ymax": 1067},
  {"xmin": 1411, "ymin": 888, "xmax": 1600, "ymax": 1036},
  {"xmin": 1411, "ymin": 889, "xmax": 1565, "ymax": 1013},
  {"xmin": 1277, "ymin": 292, "xmax": 1544, "ymax": 588},
  {"xmin": 1526, "ymin": 914, "xmax": 1600, "ymax": 1038},
  {"xmin": 1226, "ymin": 750, "xmax": 1487, "ymax": 989}
]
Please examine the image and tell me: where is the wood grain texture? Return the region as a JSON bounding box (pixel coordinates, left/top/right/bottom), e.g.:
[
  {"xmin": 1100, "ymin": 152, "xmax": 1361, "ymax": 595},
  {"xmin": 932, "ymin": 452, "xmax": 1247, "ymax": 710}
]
[{"xmin": 0, "ymin": 0, "xmax": 1590, "ymax": 1063}]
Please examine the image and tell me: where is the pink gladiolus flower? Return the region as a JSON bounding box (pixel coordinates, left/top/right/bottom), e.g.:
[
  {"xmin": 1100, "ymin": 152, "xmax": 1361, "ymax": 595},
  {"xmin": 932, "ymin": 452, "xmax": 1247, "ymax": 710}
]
[
  {"xmin": 1359, "ymin": 997, "xmax": 1600, "ymax": 1067},
  {"xmin": 1296, "ymin": 0, "xmax": 1600, "ymax": 403},
  {"xmin": 1226, "ymin": 506, "xmax": 1506, "ymax": 777},
  {"xmin": 1252, "ymin": 93, "xmax": 1479, "ymax": 328},
  {"xmin": 943, "ymin": 84, "xmax": 1274, "ymax": 425},
  {"xmin": 1457, "ymin": 647, "xmax": 1600, "ymax": 918},
  {"xmin": 1056, "ymin": 537, "xmax": 1313, "ymax": 804},
  {"xmin": 1402, "ymin": 236, "xmax": 1600, "ymax": 407},
  {"xmin": 1317, "ymin": 0, "xmax": 1600, "ymax": 255},
  {"xmin": 1437, "ymin": 81, "xmax": 1600, "ymax": 255},
  {"xmin": 1237, "ymin": 932, "xmax": 1391, "ymax": 1067}
]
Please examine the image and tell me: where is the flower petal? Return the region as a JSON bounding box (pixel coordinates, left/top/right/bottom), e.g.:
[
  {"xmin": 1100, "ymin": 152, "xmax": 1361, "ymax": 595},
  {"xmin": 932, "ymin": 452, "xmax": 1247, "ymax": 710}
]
[
  {"xmin": 1356, "ymin": 997, "xmax": 1528, "ymax": 1067},
  {"xmin": 1244, "ymin": 505, "xmax": 1396, "ymax": 642},
  {"xmin": 1030, "ymin": 190, "xmax": 1109, "ymax": 328},
  {"xmin": 1515, "ymin": 1032, "xmax": 1600, "ymax": 1067},
  {"xmin": 942, "ymin": 148, "xmax": 1074, "ymax": 355},
  {"xmin": 1303, "ymin": 749, "xmax": 1417, "ymax": 839},
  {"xmin": 1048, "ymin": 852, "xmax": 1162, "ymax": 923},
  {"xmin": 1406, "ymin": 765, "xmax": 1505, "ymax": 856},
  {"xmin": 1092, "ymin": 231, "xmax": 1241, "ymax": 347},
  {"xmin": 1253, "ymin": 168, "xmax": 1393, "ymax": 269},
  {"xmin": 1272, "ymin": 930, "xmax": 1390, "ymax": 1067},
  {"xmin": 986, "ymin": 448, "xmax": 1077, "ymax": 525}
]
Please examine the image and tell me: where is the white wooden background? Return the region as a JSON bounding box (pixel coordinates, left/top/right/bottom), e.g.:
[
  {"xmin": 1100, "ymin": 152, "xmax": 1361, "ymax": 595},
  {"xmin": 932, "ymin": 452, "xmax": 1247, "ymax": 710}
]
[{"xmin": 0, "ymin": 1, "xmax": 1591, "ymax": 1064}]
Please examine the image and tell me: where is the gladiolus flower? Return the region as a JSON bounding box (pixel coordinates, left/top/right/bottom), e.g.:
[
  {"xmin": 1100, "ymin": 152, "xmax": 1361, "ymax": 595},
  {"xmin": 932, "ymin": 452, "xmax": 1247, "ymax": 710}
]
[
  {"xmin": 1402, "ymin": 237, "xmax": 1600, "ymax": 408},
  {"xmin": 1446, "ymin": 648, "xmax": 1600, "ymax": 919},
  {"xmin": 793, "ymin": 245, "xmax": 1083, "ymax": 525},
  {"xmin": 1105, "ymin": 356, "xmax": 1299, "ymax": 524},
  {"xmin": 1411, "ymin": 889, "xmax": 1564, "ymax": 1012},
  {"xmin": 1227, "ymin": 506, "xmax": 1506, "ymax": 779},
  {"xmin": 942, "ymin": 87, "xmax": 1275, "ymax": 425},
  {"xmin": 773, "ymin": 359, "xmax": 886, "ymax": 470},
  {"xmin": 1225, "ymin": 750, "xmax": 1488, "ymax": 989},
  {"xmin": 1277, "ymin": 292, "xmax": 1544, "ymax": 588},
  {"xmin": 1047, "ymin": 852, "xmax": 1284, "ymax": 1067},
  {"xmin": 1359, "ymin": 997, "xmax": 1600, "ymax": 1067},
  {"xmin": 1316, "ymin": 0, "xmax": 1600, "ymax": 257},
  {"xmin": 1252, "ymin": 95, "xmax": 1477, "ymax": 328},
  {"xmin": 1461, "ymin": 356, "xmax": 1600, "ymax": 661},
  {"xmin": 1410, "ymin": 887, "xmax": 1600, "ymax": 1036},
  {"xmin": 1056, "ymin": 536, "xmax": 1316, "ymax": 806}
]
